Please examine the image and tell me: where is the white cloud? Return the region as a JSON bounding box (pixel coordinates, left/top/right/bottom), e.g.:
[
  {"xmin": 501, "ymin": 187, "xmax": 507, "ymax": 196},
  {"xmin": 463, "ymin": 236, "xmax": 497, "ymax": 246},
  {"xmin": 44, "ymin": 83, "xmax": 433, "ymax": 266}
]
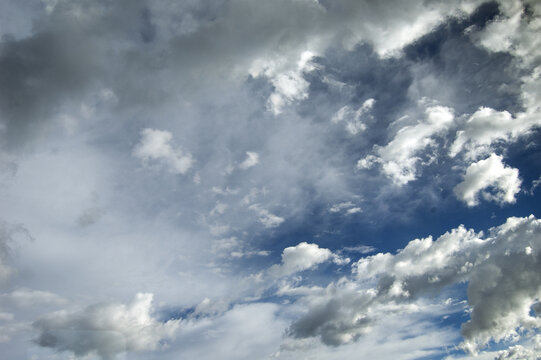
[
  {"xmin": 0, "ymin": 220, "xmax": 32, "ymax": 282},
  {"xmin": 133, "ymin": 128, "xmax": 194, "ymax": 174},
  {"xmin": 358, "ymin": 106, "xmax": 454, "ymax": 185},
  {"xmin": 329, "ymin": 201, "xmax": 355, "ymax": 213},
  {"xmin": 271, "ymin": 242, "xmax": 349, "ymax": 277},
  {"xmin": 472, "ymin": 0, "xmax": 541, "ymax": 68},
  {"xmin": 34, "ymin": 293, "xmax": 181, "ymax": 359},
  {"xmin": 329, "ymin": 201, "xmax": 361, "ymax": 215},
  {"xmin": 238, "ymin": 151, "xmax": 259, "ymax": 170},
  {"xmin": 257, "ymin": 51, "xmax": 316, "ymax": 115},
  {"xmin": 249, "ymin": 205, "xmax": 284, "ymax": 228},
  {"xmin": 454, "ymin": 154, "xmax": 521, "ymax": 207},
  {"xmin": 345, "ymin": 207, "xmax": 362, "ymax": 215},
  {"xmin": 331, "ymin": 98, "xmax": 375, "ymax": 135},
  {"xmin": 340, "ymin": 245, "xmax": 376, "ymax": 254},
  {"xmin": 449, "ymin": 107, "xmax": 541, "ymax": 160},
  {"xmin": 290, "ymin": 215, "xmax": 541, "ymax": 354},
  {"xmin": 494, "ymin": 334, "xmax": 541, "ymax": 360}
]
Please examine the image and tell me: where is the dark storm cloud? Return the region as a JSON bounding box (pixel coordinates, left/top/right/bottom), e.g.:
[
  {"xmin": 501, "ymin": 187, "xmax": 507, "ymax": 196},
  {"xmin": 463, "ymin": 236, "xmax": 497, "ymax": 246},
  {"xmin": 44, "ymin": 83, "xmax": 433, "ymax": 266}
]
[{"xmin": 0, "ymin": 30, "xmax": 100, "ymax": 150}]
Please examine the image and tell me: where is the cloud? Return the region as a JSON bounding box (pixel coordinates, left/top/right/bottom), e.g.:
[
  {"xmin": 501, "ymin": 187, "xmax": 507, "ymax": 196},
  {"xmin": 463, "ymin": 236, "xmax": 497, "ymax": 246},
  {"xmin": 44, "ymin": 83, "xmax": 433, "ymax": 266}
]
[
  {"xmin": 167, "ymin": 302, "xmax": 288, "ymax": 360},
  {"xmin": 238, "ymin": 151, "xmax": 259, "ymax": 170},
  {"xmin": 288, "ymin": 215, "xmax": 541, "ymax": 354},
  {"xmin": 262, "ymin": 51, "xmax": 316, "ymax": 115},
  {"xmin": 454, "ymin": 153, "xmax": 521, "ymax": 207},
  {"xmin": 450, "ymin": 107, "xmax": 541, "ymax": 160},
  {"xmin": 494, "ymin": 335, "xmax": 541, "ymax": 360},
  {"xmin": 270, "ymin": 242, "xmax": 349, "ymax": 277},
  {"xmin": 472, "ymin": 0, "xmax": 541, "ymax": 68},
  {"xmin": 133, "ymin": 128, "xmax": 194, "ymax": 174},
  {"xmin": 249, "ymin": 205, "xmax": 284, "ymax": 228},
  {"xmin": 329, "ymin": 201, "xmax": 361, "ymax": 215},
  {"xmin": 0, "ymin": 220, "xmax": 32, "ymax": 283},
  {"xmin": 34, "ymin": 293, "xmax": 180, "ymax": 360},
  {"xmin": 1, "ymin": 288, "xmax": 66, "ymax": 308},
  {"xmin": 331, "ymin": 98, "xmax": 375, "ymax": 135},
  {"xmin": 357, "ymin": 105, "xmax": 454, "ymax": 185}
]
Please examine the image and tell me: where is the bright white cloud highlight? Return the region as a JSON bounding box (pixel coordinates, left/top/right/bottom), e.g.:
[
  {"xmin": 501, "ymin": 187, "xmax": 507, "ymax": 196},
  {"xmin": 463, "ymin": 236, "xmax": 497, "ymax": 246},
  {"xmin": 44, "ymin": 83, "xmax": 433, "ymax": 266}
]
[
  {"xmin": 133, "ymin": 128, "xmax": 194, "ymax": 174},
  {"xmin": 239, "ymin": 151, "xmax": 259, "ymax": 170},
  {"xmin": 450, "ymin": 107, "xmax": 541, "ymax": 160},
  {"xmin": 34, "ymin": 293, "xmax": 180, "ymax": 359},
  {"xmin": 358, "ymin": 106, "xmax": 454, "ymax": 185},
  {"xmin": 454, "ymin": 154, "xmax": 521, "ymax": 207},
  {"xmin": 332, "ymin": 98, "xmax": 375, "ymax": 135},
  {"xmin": 271, "ymin": 242, "xmax": 349, "ymax": 277}
]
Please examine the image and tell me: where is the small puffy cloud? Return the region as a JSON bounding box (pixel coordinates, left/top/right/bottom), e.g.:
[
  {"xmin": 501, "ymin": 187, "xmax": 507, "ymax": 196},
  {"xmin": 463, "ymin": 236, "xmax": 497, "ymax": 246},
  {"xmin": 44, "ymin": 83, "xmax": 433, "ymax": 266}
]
[
  {"xmin": 271, "ymin": 242, "xmax": 349, "ymax": 277},
  {"xmin": 358, "ymin": 106, "xmax": 454, "ymax": 185},
  {"xmin": 238, "ymin": 151, "xmax": 259, "ymax": 170},
  {"xmin": 133, "ymin": 128, "xmax": 193, "ymax": 174},
  {"xmin": 210, "ymin": 201, "xmax": 228, "ymax": 217},
  {"xmin": 454, "ymin": 153, "xmax": 521, "ymax": 207},
  {"xmin": 255, "ymin": 51, "xmax": 316, "ymax": 115},
  {"xmin": 249, "ymin": 205, "xmax": 284, "ymax": 229},
  {"xmin": 345, "ymin": 207, "xmax": 362, "ymax": 215},
  {"xmin": 34, "ymin": 293, "xmax": 180, "ymax": 360},
  {"xmin": 331, "ymin": 98, "xmax": 375, "ymax": 135},
  {"xmin": 211, "ymin": 237, "xmax": 270, "ymax": 259},
  {"xmin": 329, "ymin": 202, "xmax": 354, "ymax": 213}
]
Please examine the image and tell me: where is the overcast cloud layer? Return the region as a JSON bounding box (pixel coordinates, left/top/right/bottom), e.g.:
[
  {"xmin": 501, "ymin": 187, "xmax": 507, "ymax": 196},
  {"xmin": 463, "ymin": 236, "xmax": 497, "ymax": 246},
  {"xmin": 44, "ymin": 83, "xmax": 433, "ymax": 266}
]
[{"xmin": 1, "ymin": 0, "xmax": 541, "ymax": 359}]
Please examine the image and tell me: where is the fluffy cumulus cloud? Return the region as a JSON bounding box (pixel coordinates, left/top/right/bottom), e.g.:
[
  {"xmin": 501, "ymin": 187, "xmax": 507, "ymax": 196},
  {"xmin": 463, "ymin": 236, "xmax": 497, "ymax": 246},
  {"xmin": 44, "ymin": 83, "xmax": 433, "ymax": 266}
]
[
  {"xmin": 358, "ymin": 106, "xmax": 454, "ymax": 185},
  {"xmin": 454, "ymin": 153, "xmax": 521, "ymax": 206},
  {"xmin": 133, "ymin": 128, "xmax": 194, "ymax": 174},
  {"xmin": 1, "ymin": 0, "xmax": 541, "ymax": 359},
  {"xmin": 270, "ymin": 242, "xmax": 349, "ymax": 277},
  {"xmin": 34, "ymin": 293, "xmax": 180, "ymax": 359},
  {"xmin": 287, "ymin": 215, "xmax": 541, "ymax": 355}
]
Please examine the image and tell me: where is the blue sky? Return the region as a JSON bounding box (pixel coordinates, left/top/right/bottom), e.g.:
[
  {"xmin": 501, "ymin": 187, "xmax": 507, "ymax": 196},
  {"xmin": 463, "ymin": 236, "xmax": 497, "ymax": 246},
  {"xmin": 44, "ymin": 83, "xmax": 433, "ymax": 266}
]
[{"xmin": 1, "ymin": 0, "xmax": 541, "ymax": 359}]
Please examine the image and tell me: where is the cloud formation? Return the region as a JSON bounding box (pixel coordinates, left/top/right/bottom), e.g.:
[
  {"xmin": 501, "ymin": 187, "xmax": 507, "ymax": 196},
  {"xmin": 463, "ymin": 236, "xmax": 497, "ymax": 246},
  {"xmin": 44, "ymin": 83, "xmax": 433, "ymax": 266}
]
[
  {"xmin": 34, "ymin": 293, "xmax": 180, "ymax": 360},
  {"xmin": 454, "ymin": 153, "xmax": 521, "ymax": 206},
  {"xmin": 288, "ymin": 215, "xmax": 541, "ymax": 354},
  {"xmin": 0, "ymin": 0, "xmax": 540, "ymax": 359},
  {"xmin": 133, "ymin": 128, "xmax": 194, "ymax": 174},
  {"xmin": 358, "ymin": 106, "xmax": 454, "ymax": 185},
  {"xmin": 270, "ymin": 242, "xmax": 349, "ymax": 277}
]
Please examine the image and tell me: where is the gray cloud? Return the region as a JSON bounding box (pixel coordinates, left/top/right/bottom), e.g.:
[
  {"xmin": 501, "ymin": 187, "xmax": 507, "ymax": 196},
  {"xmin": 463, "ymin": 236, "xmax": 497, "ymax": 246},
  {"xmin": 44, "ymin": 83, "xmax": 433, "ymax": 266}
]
[
  {"xmin": 287, "ymin": 215, "xmax": 541, "ymax": 353},
  {"xmin": 0, "ymin": 1, "xmax": 540, "ymax": 359},
  {"xmin": 34, "ymin": 293, "xmax": 180, "ymax": 360}
]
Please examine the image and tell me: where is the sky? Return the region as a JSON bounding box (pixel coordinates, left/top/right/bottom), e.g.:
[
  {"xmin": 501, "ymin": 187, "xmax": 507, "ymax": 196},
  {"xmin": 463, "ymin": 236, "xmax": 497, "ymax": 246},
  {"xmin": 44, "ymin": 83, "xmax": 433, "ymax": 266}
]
[{"xmin": 0, "ymin": 0, "xmax": 541, "ymax": 359}]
